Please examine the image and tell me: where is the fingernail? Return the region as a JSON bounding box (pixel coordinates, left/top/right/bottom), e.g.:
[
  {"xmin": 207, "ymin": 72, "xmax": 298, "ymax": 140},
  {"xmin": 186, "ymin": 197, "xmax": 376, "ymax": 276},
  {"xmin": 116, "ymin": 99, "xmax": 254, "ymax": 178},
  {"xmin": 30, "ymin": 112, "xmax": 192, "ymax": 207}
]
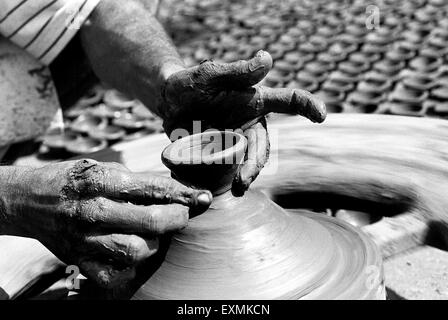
[{"xmin": 197, "ymin": 192, "xmax": 212, "ymax": 206}]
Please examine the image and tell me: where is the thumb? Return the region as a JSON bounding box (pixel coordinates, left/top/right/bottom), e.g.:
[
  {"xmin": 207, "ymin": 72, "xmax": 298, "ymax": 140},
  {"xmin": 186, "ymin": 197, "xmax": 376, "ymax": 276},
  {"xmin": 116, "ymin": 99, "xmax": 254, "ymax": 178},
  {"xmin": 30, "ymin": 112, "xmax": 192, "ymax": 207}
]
[{"xmin": 195, "ymin": 50, "xmax": 273, "ymax": 88}]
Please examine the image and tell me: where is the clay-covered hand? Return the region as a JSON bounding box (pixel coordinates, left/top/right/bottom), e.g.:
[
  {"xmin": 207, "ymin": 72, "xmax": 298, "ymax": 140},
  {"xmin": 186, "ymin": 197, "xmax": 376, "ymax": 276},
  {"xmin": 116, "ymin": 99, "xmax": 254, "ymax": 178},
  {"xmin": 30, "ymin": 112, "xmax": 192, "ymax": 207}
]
[
  {"xmin": 4, "ymin": 159, "xmax": 212, "ymax": 288},
  {"xmin": 161, "ymin": 50, "xmax": 327, "ymax": 194}
]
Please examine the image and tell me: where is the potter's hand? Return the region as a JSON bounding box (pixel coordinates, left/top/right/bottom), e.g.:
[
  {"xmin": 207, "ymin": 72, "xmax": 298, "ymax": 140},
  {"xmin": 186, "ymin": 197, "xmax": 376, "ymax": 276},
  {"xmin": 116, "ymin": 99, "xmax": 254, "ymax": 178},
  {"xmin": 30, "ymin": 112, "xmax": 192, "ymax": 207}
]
[
  {"xmin": 161, "ymin": 51, "xmax": 327, "ymax": 194},
  {"xmin": 2, "ymin": 159, "xmax": 212, "ymax": 288}
]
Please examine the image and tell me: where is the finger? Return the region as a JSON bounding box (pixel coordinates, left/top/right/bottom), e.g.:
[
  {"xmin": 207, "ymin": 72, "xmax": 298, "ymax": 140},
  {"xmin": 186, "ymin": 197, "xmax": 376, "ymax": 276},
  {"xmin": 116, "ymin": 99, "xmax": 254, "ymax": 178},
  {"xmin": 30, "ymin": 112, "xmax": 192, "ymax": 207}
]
[
  {"xmin": 217, "ymin": 86, "xmax": 326, "ymax": 129},
  {"xmin": 79, "ymin": 260, "xmax": 136, "ymax": 289},
  {"xmin": 90, "ymin": 168, "xmax": 212, "ymax": 207},
  {"xmin": 83, "ymin": 234, "xmax": 159, "ymax": 265},
  {"xmin": 80, "ymin": 198, "xmax": 189, "ymax": 235},
  {"xmin": 257, "ymin": 86, "xmax": 327, "ymax": 123},
  {"xmin": 233, "ymin": 120, "xmax": 269, "ymax": 195},
  {"xmin": 196, "ymin": 50, "xmax": 273, "ymax": 88}
]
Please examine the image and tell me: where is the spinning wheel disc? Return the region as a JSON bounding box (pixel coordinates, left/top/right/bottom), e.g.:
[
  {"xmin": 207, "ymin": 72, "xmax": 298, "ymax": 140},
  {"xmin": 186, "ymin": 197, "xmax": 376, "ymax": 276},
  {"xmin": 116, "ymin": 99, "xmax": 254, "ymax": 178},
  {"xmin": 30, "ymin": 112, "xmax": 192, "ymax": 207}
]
[{"xmin": 131, "ymin": 131, "xmax": 385, "ymax": 300}]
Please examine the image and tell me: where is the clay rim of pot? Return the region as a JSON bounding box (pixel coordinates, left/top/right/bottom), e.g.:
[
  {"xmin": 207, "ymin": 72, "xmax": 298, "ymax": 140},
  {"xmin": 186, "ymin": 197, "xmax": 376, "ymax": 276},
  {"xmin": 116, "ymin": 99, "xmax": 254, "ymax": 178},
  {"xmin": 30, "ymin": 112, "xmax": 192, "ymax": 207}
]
[{"xmin": 161, "ymin": 131, "xmax": 248, "ymax": 195}]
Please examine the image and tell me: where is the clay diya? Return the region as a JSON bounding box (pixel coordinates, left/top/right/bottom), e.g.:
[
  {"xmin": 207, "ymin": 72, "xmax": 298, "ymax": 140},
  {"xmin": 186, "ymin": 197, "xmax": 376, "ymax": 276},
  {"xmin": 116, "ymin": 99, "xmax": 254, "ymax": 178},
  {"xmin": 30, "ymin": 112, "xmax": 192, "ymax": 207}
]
[
  {"xmin": 89, "ymin": 103, "xmax": 122, "ymax": 119},
  {"xmin": 104, "ymin": 89, "xmax": 138, "ymax": 111},
  {"xmin": 322, "ymin": 78, "xmax": 354, "ymax": 93},
  {"xmin": 88, "ymin": 125, "xmax": 126, "ymax": 142},
  {"xmin": 409, "ymin": 52, "xmax": 442, "ymax": 73},
  {"xmin": 41, "ymin": 130, "xmax": 78, "ymax": 151},
  {"xmin": 132, "ymin": 131, "xmax": 385, "ymax": 300},
  {"xmin": 317, "ymin": 51, "xmax": 347, "ymax": 64},
  {"xmin": 347, "ymin": 91, "xmax": 384, "ymax": 114},
  {"xmin": 112, "ymin": 112, "xmax": 147, "ymax": 131},
  {"xmin": 70, "ymin": 114, "xmax": 108, "ymax": 134},
  {"xmin": 350, "ymin": 51, "xmax": 381, "ymax": 65},
  {"xmin": 385, "ymin": 42, "xmax": 417, "ymax": 61},
  {"xmin": 286, "ymin": 79, "xmax": 319, "ymax": 93},
  {"xmin": 390, "ymin": 83, "xmax": 428, "ymax": 105},
  {"xmin": 384, "ymin": 102, "xmax": 425, "ymax": 117},
  {"xmin": 339, "ymin": 60, "xmax": 370, "ymax": 76},
  {"xmin": 65, "ymin": 136, "xmax": 108, "ymax": 155}
]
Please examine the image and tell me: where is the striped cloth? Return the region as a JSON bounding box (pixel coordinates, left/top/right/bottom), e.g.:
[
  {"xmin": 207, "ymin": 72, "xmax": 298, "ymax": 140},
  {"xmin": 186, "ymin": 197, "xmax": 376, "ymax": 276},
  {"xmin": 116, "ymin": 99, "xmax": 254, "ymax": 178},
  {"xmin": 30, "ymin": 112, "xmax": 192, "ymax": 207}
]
[{"xmin": 0, "ymin": 0, "xmax": 101, "ymax": 65}]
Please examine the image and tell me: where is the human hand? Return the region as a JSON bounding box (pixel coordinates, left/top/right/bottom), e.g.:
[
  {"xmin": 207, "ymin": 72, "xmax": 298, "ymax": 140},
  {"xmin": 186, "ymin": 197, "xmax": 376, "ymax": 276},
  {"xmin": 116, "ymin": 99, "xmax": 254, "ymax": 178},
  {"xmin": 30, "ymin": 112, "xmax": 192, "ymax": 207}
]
[
  {"xmin": 161, "ymin": 51, "xmax": 326, "ymax": 194},
  {"xmin": 3, "ymin": 159, "xmax": 212, "ymax": 288}
]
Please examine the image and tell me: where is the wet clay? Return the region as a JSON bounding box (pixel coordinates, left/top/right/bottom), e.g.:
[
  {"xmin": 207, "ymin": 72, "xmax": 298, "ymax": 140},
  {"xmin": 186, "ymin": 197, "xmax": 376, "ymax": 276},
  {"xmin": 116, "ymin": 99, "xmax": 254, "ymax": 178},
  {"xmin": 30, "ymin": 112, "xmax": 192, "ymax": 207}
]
[{"xmin": 132, "ymin": 131, "xmax": 385, "ymax": 300}]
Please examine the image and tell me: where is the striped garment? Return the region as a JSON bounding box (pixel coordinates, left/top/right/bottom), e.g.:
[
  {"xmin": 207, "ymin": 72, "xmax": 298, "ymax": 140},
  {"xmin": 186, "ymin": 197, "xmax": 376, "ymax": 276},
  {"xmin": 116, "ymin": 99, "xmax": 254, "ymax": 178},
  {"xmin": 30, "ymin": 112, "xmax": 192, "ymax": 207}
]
[{"xmin": 0, "ymin": 0, "xmax": 101, "ymax": 65}]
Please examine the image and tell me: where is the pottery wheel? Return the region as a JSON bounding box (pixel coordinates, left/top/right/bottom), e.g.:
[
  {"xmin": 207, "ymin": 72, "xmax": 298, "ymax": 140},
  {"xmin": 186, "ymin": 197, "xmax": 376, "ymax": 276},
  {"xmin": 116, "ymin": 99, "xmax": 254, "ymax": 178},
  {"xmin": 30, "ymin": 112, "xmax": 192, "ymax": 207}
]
[{"xmin": 131, "ymin": 131, "xmax": 384, "ymax": 300}]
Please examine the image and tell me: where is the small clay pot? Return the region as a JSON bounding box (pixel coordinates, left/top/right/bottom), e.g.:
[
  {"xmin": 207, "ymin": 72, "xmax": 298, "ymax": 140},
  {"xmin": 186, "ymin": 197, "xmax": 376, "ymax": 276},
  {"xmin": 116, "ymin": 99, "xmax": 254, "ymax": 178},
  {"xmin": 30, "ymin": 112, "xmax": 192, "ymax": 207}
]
[
  {"xmin": 324, "ymin": 103, "xmax": 345, "ymax": 113},
  {"xmin": 104, "ymin": 90, "xmax": 138, "ymax": 111},
  {"xmin": 335, "ymin": 34, "xmax": 361, "ymax": 52},
  {"xmin": 287, "ymin": 79, "xmax": 319, "ymax": 93},
  {"xmin": 88, "ymin": 125, "xmax": 126, "ymax": 142},
  {"xmin": 409, "ymin": 52, "xmax": 442, "ymax": 73},
  {"xmin": 345, "ymin": 24, "xmax": 368, "ymax": 38},
  {"xmin": 89, "ymin": 103, "xmax": 122, "ymax": 119},
  {"xmin": 385, "ymin": 42, "xmax": 416, "ymax": 61},
  {"xmin": 401, "ymin": 28, "xmax": 430, "ymax": 44},
  {"xmin": 42, "ymin": 131, "xmax": 78, "ymax": 151},
  {"xmin": 70, "ymin": 114, "xmax": 108, "ymax": 134},
  {"xmin": 264, "ymin": 69, "xmax": 292, "ymax": 87},
  {"xmin": 296, "ymin": 69, "xmax": 327, "ymax": 84},
  {"xmin": 373, "ymin": 59, "xmax": 405, "ymax": 77},
  {"xmin": 315, "ymin": 89, "xmax": 345, "ymax": 105},
  {"xmin": 316, "ymin": 51, "xmax": 347, "ymax": 64},
  {"xmin": 365, "ymin": 31, "xmax": 394, "ymax": 46},
  {"xmin": 222, "ymin": 51, "xmax": 241, "ymax": 63},
  {"xmin": 296, "ymin": 20, "xmax": 315, "ymax": 34},
  {"xmin": 433, "ymin": 102, "xmax": 448, "ymax": 114},
  {"xmin": 162, "ymin": 131, "xmax": 247, "ymax": 194},
  {"xmin": 285, "ymin": 27, "xmax": 306, "ymax": 41},
  {"xmin": 358, "ymin": 72, "xmax": 392, "ymax": 93},
  {"xmin": 430, "ymin": 86, "xmax": 448, "ymax": 101},
  {"xmin": 390, "ymin": 84, "xmax": 428, "ymax": 105},
  {"xmin": 237, "ymin": 44, "xmax": 255, "ymax": 60},
  {"xmin": 248, "ymin": 36, "xmax": 268, "ymax": 50},
  {"xmin": 277, "ymin": 35, "xmax": 297, "ymax": 52},
  {"xmin": 267, "ymin": 43, "xmax": 285, "ymax": 61},
  {"xmin": 385, "ymin": 101, "xmax": 425, "ymax": 116},
  {"xmin": 402, "ymin": 74, "xmax": 435, "ymax": 91},
  {"xmin": 322, "ymin": 78, "xmax": 354, "ymax": 93},
  {"xmin": 72, "ymin": 85, "xmax": 105, "ymax": 108},
  {"xmin": 113, "ymin": 112, "xmax": 148, "ymax": 131},
  {"xmin": 65, "ymin": 136, "xmax": 108, "ymax": 155},
  {"xmin": 348, "ymin": 90, "xmax": 385, "ymax": 107},
  {"xmin": 338, "ymin": 60, "xmax": 370, "ymax": 76},
  {"xmin": 65, "ymin": 104, "xmax": 91, "ymax": 120},
  {"xmin": 361, "ymin": 43, "xmax": 388, "ymax": 55},
  {"xmin": 298, "ymin": 36, "xmax": 328, "ymax": 54},
  {"xmin": 258, "ymin": 26, "xmax": 277, "ymax": 43},
  {"xmin": 274, "ymin": 60, "xmax": 300, "ymax": 73},
  {"xmin": 304, "ymin": 60, "xmax": 335, "ymax": 76},
  {"xmin": 425, "ymin": 39, "xmax": 448, "ymax": 56},
  {"xmin": 316, "ymin": 25, "xmax": 341, "ymax": 38},
  {"xmin": 328, "ymin": 70, "xmax": 360, "ymax": 84},
  {"xmin": 349, "ymin": 51, "xmax": 381, "ymax": 64}
]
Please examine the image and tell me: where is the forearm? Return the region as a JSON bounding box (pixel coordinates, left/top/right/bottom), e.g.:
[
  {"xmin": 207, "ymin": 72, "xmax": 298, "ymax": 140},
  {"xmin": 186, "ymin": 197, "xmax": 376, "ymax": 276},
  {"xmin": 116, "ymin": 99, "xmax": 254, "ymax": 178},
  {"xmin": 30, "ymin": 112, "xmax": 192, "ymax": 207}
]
[
  {"xmin": 80, "ymin": 0, "xmax": 185, "ymax": 118},
  {"xmin": 0, "ymin": 166, "xmax": 31, "ymax": 236}
]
